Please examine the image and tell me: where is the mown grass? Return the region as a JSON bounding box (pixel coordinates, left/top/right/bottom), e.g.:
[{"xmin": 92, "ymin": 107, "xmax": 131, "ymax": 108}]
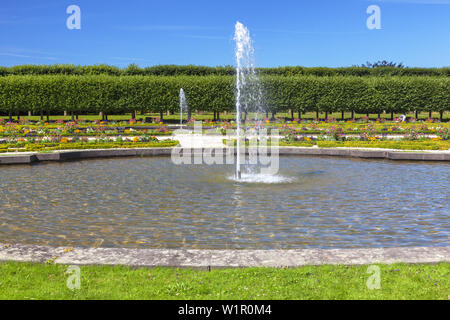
[{"xmin": 0, "ymin": 262, "xmax": 448, "ymax": 300}]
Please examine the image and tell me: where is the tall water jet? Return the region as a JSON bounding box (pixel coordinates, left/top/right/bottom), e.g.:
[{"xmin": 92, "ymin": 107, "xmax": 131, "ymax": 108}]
[
  {"xmin": 179, "ymin": 88, "xmax": 186, "ymax": 126},
  {"xmin": 234, "ymin": 21, "xmax": 262, "ymax": 180}
]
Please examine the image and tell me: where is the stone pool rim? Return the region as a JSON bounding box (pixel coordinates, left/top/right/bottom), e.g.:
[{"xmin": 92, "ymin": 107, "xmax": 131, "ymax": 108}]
[
  {"xmin": 0, "ymin": 243, "xmax": 448, "ymax": 268},
  {"xmin": 0, "ymin": 147, "xmax": 449, "ymax": 165}
]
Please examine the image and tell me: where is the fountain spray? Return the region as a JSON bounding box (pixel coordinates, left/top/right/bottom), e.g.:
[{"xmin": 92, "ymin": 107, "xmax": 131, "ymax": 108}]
[{"xmin": 234, "ymin": 21, "xmax": 261, "ymax": 179}]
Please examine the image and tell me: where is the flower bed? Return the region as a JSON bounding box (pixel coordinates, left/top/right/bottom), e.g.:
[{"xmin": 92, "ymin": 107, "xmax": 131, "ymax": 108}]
[
  {"xmin": 0, "ymin": 139, "xmax": 179, "ymax": 153},
  {"xmin": 283, "ymin": 140, "xmax": 450, "ymax": 150},
  {"xmin": 0, "ymin": 121, "xmax": 172, "ymax": 138},
  {"xmin": 277, "ymin": 122, "xmax": 450, "ymax": 136},
  {"xmin": 224, "ymin": 139, "xmax": 450, "ymax": 151}
]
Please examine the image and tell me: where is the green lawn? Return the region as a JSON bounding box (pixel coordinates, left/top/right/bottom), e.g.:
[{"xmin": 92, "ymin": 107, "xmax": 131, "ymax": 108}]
[{"xmin": 0, "ymin": 262, "xmax": 448, "ymax": 300}]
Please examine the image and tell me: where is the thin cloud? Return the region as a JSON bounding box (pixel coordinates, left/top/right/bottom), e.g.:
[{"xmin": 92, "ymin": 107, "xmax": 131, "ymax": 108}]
[
  {"xmin": 0, "ymin": 17, "xmax": 27, "ymax": 25},
  {"xmin": 110, "ymin": 56, "xmax": 155, "ymax": 64},
  {"xmin": 0, "ymin": 47, "xmax": 57, "ymax": 56},
  {"xmin": 183, "ymin": 34, "xmax": 229, "ymax": 40},
  {"xmin": 111, "ymin": 56, "xmax": 148, "ymax": 61},
  {"xmin": 115, "ymin": 25, "xmax": 229, "ymax": 41},
  {"xmin": 0, "ymin": 47, "xmax": 58, "ymax": 61},
  {"xmin": 255, "ymin": 28, "xmax": 367, "ymax": 35},
  {"xmin": 117, "ymin": 25, "xmax": 222, "ymax": 31},
  {"xmin": 0, "ymin": 52, "xmax": 57, "ymax": 60},
  {"xmin": 370, "ymin": 0, "xmax": 450, "ymax": 4},
  {"xmin": 0, "ymin": 53, "xmax": 32, "ymax": 58}
]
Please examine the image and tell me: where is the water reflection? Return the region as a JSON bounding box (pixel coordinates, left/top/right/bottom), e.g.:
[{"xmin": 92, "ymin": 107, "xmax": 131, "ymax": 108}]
[{"xmin": 0, "ymin": 156, "xmax": 449, "ymax": 249}]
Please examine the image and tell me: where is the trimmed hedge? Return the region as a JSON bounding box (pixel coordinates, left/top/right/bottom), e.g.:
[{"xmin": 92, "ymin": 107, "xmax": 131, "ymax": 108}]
[
  {"xmin": 0, "ymin": 75, "xmax": 448, "ymax": 117},
  {"xmin": 1, "ymin": 64, "xmax": 449, "ymax": 77}
]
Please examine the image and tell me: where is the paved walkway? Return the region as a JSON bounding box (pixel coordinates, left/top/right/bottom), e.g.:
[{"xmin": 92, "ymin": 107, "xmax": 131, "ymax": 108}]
[
  {"xmin": 167, "ymin": 133, "xmax": 225, "ymax": 148},
  {"xmin": 0, "ymin": 243, "xmax": 448, "ymax": 268}
]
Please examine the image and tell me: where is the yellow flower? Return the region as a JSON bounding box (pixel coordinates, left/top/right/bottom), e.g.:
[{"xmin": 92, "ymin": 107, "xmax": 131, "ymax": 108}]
[
  {"xmin": 304, "ymin": 137, "xmax": 311, "ymax": 141},
  {"xmin": 100, "ymin": 121, "xmax": 105, "ymax": 124},
  {"xmin": 74, "ymin": 129, "xmax": 80, "ymax": 134},
  {"xmin": 133, "ymin": 136, "xmax": 139, "ymax": 143},
  {"xmin": 432, "ymin": 137, "xmax": 442, "ymax": 141},
  {"xmin": 124, "ymin": 129, "xmax": 130, "ymax": 134}
]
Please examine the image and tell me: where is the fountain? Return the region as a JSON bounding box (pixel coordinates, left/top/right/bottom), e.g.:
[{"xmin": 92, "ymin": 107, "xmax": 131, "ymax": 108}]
[
  {"xmin": 234, "ymin": 21, "xmax": 263, "ymax": 180},
  {"xmin": 179, "ymin": 88, "xmax": 186, "ymax": 127},
  {"xmin": 0, "ymin": 21, "xmax": 448, "ymax": 253}
]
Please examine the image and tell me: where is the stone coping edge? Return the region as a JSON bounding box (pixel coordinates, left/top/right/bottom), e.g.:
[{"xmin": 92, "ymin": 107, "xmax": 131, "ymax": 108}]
[
  {"xmin": 0, "ymin": 147, "xmax": 449, "ymax": 165},
  {"xmin": 0, "ymin": 244, "xmax": 448, "ymax": 268}
]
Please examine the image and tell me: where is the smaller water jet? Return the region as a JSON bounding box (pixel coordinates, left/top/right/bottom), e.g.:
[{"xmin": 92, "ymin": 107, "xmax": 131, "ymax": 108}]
[{"xmin": 179, "ymin": 88, "xmax": 187, "ymax": 127}]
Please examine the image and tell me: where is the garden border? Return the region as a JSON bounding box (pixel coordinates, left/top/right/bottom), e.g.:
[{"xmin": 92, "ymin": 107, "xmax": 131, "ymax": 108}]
[
  {"xmin": 0, "ymin": 243, "xmax": 448, "ymax": 268},
  {"xmin": 0, "ymin": 147, "xmax": 449, "ymax": 165}
]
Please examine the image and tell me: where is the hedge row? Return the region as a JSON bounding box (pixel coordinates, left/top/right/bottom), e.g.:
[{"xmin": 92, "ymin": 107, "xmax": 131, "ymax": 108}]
[
  {"xmin": 1, "ymin": 64, "xmax": 449, "ymax": 77},
  {"xmin": 0, "ymin": 75, "xmax": 448, "ymax": 117}
]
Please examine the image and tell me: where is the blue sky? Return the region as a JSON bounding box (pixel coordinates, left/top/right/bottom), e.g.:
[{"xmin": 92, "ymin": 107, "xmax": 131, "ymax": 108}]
[{"xmin": 0, "ymin": 0, "xmax": 449, "ymax": 68}]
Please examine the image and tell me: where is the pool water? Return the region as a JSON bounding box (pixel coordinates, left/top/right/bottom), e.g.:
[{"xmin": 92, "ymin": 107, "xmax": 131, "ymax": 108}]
[{"xmin": 0, "ymin": 156, "xmax": 448, "ymax": 249}]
